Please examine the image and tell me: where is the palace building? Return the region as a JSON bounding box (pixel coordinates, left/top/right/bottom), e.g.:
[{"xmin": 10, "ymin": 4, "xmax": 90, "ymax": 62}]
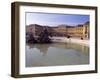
[{"xmin": 26, "ymin": 21, "xmax": 89, "ymax": 39}]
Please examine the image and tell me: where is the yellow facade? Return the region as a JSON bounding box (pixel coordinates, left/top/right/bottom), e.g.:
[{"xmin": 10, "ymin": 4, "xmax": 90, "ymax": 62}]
[{"xmin": 26, "ymin": 22, "xmax": 89, "ymax": 39}]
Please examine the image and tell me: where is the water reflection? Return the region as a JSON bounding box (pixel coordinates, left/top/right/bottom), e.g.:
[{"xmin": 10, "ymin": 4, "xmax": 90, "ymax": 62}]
[{"xmin": 26, "ymin": 43, "xmax": 89, "ymax": 67}]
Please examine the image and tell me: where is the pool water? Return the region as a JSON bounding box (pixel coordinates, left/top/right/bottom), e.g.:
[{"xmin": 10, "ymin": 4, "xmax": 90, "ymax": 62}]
[{"xmin": 25, "ymin": 42, "xmax": 89, "ymax": 67}]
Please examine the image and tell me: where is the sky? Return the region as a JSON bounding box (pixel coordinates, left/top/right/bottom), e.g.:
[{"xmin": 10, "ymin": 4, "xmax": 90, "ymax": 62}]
[{"xmin": 26, "ymin": 12, "xmax": 89, "ymax": 26}]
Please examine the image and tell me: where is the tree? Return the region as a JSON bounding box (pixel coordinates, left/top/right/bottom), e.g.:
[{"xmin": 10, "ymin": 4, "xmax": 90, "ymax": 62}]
[
  {"xmin": 26, "ymin": 32, "xmax": 37, "ymax": 43},
  {"xmin": 38, "ymin": 29, "xmax": 52, "ymax": 43}
]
